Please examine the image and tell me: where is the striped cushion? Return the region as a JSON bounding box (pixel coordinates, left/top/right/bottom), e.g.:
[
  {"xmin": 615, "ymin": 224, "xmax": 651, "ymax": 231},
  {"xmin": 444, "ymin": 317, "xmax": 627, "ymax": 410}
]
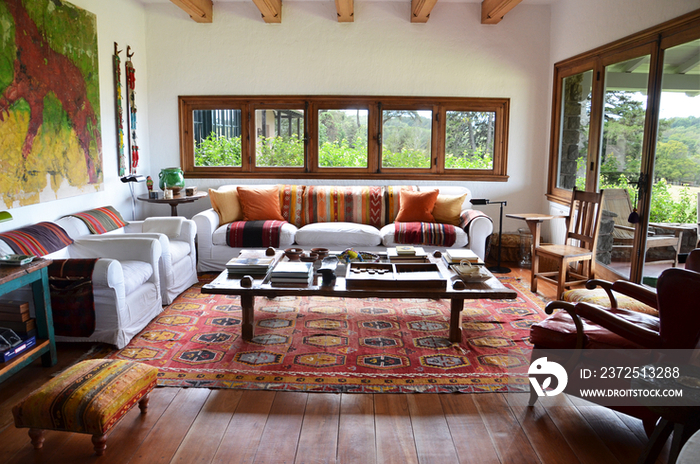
[
  {"xmin": 68, "ymin": 206, "xmax": 128, "ymax": 234},
  {"xmin": 303, "ymin": 185, "xmax": 386, "ymax": 228},
  {"xmin": 0, "ymin": 222, "xmax": 73, "ymax": 256},
  {"xmin": 279, "ymin": 184, "xmax": 305, "ymax": 228},
  {"xmin": 13, "ymin": 360, "xmax": 158, "ymax": 435},
  {"xmin": 561, "ymin": 288, "xmax": 659, "ymax": 317}
]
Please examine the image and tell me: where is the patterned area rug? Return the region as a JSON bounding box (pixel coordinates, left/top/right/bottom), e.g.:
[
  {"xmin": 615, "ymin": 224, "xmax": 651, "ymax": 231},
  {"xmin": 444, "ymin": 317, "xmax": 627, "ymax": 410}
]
[{"xmin": 110, "ymin": 276, "xmax": 549, "ymax": 392}]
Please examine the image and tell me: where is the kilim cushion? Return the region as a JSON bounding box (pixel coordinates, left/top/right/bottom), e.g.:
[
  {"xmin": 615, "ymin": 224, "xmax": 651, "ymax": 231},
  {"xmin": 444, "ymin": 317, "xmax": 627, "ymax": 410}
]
[
  {"xmin": 13, "ymin": 359, "xmax": 157, "ymax": 436},
  {"xmin": 561, "ymin": 288, "xmax": 659, "ymax": 317},
  {"xmin": 303, "ymin": 185, "xmax": 386, "ymax": 228}
]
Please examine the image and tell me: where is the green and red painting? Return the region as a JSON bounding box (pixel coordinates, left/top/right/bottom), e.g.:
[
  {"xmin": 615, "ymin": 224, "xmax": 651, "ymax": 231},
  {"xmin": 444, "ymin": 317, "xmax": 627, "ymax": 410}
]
[{"xmin": 0, "ymin": 0, "xmax": 102, "ymax": 209}]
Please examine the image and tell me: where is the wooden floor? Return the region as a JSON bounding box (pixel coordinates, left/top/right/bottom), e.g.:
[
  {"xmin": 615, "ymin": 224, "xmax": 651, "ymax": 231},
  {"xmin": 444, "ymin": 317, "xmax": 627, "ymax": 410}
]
[{"xmin": 0, "ymin": 266, "xmax": 670, "ymax": 464}]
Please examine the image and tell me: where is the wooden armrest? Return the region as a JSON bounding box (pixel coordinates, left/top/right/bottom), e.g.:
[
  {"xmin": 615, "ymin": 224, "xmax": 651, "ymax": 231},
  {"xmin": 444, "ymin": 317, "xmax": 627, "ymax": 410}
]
[
  {"xmin": 614, "ymin": 224, "xmax": 635, "ymax": 232},
  {"xmin": 649, "ymin": 223, "xmax": 685, "ymax": 235},
  {"xmin": 575, "ymin": 302, "xmax": 662, "ymax": 348},
  {"xmin": 585, "ymin": 279, "xmax": 619, "ymax": 309},
  {"xmin": 544, "ymin": 300, "xmax": 585, "ymax": 350},
  {"xmin": 610, "ymin": 280, "xmax": 658, "ymax": 309}
]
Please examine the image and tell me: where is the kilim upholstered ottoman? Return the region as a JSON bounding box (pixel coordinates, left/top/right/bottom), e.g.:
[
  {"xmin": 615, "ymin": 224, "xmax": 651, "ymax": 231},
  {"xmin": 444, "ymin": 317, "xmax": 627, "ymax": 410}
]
[{"xmin": 12, "ymin": 359, "xmax": 158, "ymax": 456}]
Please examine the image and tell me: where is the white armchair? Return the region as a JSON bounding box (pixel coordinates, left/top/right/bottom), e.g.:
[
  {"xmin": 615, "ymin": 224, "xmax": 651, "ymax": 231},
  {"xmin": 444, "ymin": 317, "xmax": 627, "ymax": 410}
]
[
  {"xmin": 56, "ymin": 216, "xmax": 198, "ymax": 304},
  {"xmin": 0, "ymin": 234, "xmax": 162, "ymax": 349}
]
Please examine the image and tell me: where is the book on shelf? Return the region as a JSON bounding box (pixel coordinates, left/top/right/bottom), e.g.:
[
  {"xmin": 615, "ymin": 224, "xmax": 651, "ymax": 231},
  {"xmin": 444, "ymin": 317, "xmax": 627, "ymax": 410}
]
[
  {"xmin": 270, "ymin": 261, "xmax": 313, "ymax": 278},
  {"xmin": 0, "ymin": 300, "xmax": 30, "ymax": 314},
  {"xmin": 0, "ymin": 336, "xmax": 36, "ymax": 363},
  {"xmin": 444, "ymin": 249, "xmax": 480, "ymax": 264},
  {"xmin": 0, "ymin": 318, "xmax": 36, "ymax": 334},
  {"xmin": 0, "ymin": 310, "xmax": 31, "ymax": 323}
]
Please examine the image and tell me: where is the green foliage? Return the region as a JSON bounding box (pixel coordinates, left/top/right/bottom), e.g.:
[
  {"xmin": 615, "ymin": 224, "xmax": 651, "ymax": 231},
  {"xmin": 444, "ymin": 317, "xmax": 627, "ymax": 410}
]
[
  {"xmin": 382, "ymin": 147, "xmax": 431, "ymax": 168},
  {"xmin": 194, "ymin": 133, "xmax": 242, "ymax": 167},
  {"xmin": 445, "ymin": 150, "xmax": 493, "ymax": 169},
  {"xmin": 646, "ymin": 179, "xmax": 697, "ymax": 224},
  {"xmin": 256, "ymin": 136, "xmax": 304, "ymax": 167}
]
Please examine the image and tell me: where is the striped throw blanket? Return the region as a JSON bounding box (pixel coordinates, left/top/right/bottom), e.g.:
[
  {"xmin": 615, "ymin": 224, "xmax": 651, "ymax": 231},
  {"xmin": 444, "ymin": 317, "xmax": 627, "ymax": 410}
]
[
  {"xmin": 394, "ymin": 222, "xmax": 457, "ymax": 247},
  {"xmin": 226, "ymin": 220, "xmax": 286, "ymax": 248},
  {"xmin": 68, "ymin": 206, "xmax": 128, "ymax": 234},
  {"xmin": 0, "ymin": 222, "xmax": 73, "ymax": 256},
  {"xmin": 49, "ymin": 259, "xmax": 98, "ymax": 337},
  {"xmin": 460, "ymin": 209, "xmax": 492, "ymax": 233}
]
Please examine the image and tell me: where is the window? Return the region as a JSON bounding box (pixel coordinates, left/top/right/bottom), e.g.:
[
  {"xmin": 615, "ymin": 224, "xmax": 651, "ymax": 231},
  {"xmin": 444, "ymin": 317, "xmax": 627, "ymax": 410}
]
[{"xmin": 179, "ymin": 96, "xmax": 510, "ymax": 181}]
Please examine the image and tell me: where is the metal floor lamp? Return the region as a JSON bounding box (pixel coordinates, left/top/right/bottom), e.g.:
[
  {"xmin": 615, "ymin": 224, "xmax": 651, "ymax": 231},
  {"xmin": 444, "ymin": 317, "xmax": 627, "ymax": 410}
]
[{"xmin": 470, "ymin": 198, "xmax": 511, "ymax": 274}]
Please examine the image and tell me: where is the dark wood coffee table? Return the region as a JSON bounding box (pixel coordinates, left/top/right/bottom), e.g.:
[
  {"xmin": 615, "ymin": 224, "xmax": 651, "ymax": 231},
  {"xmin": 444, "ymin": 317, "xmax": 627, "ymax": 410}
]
[{"xmin": 201, "ymin": 254, "xmax": 517, "ymax": 344}]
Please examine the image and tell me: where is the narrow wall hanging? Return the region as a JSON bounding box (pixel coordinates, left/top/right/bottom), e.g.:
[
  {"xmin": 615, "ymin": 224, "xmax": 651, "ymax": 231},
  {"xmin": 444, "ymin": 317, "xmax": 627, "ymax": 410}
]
[
  {"xmin": 0, "ymin": 0, "xmax": 103, "ymax": 209},
  {"xmin": 114, "ymin": 42, "xmax": 126, "ymax": 176},
  {"xmin": 125, "ymin": 46, "xmax": 139, "ymax": 174}
]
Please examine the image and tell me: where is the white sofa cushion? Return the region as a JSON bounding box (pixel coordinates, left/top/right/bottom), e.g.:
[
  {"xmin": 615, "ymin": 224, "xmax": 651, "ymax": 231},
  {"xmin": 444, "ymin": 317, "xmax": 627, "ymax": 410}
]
[
  {"xmin": 212, "ymin": 222, "xmax": 297, "ymax": 247},
  {"xmin": 296, "ymin": 222, "xmax": 382, "ymax": 247},
  {"xmin": 121, "ymin": 260, "xmax": 154, "ymax": 295},
  {"xmin": 379, "ymin": 224, "xmax": 469, "ymax": 248},
  {"xmin": 169, "ymin": 241, "xmax": 191, "ymax": 264}
]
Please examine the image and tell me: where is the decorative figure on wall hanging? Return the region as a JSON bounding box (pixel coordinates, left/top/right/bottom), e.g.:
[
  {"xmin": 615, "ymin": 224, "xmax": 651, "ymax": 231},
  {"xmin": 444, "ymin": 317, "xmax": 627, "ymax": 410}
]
[
  {"xmin": 125, "ymin": 46, "xmax": 139, "ymax": 174},
  {"xmin": 114, "ymin": 42, "xmax": 126, "ymax": 176}
]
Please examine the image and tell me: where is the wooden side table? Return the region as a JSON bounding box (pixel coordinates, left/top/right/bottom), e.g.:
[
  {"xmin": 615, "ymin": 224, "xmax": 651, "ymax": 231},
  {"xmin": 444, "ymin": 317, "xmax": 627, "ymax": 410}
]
[
  {"xmin": 137, "ymin": 191, "xmax": 207, "ymax": 216},
  {"xmin": 0, "ymin": 258, "xmax": 57, "ymax": 384}
]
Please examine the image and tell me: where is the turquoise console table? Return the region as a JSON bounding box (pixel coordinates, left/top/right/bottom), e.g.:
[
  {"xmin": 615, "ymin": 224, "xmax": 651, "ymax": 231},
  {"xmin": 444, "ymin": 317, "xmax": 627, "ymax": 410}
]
[{"xmin": 0, "ymin": 258, "xmax": 57, "ymax": 383}]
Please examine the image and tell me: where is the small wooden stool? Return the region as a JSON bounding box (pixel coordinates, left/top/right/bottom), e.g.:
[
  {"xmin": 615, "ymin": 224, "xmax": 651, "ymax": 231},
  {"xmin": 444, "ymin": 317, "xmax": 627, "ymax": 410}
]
[{"xmin": 12, "ymin": 359, "xmax": 158, "ymax": 456}]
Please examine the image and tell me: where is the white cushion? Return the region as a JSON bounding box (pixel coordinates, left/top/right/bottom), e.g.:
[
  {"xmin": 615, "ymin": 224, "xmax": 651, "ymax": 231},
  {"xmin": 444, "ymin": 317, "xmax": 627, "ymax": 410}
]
[
  {"xmin": 212, "ymin": 222, "xmax": 297, "ymax": 248},
  {"xmin": 379, "ymin": 224, "xmax": 469, "ymax": 248},
  {"xmin": 54, "ymin": 216, "xmax": 93, "ymax": 239},
  {"xmin": 169, "ymin": 241, "xmax": 191, "ymax": 264},
  {"xmin": 120, "ymin": 260, "xmax": 153, "ymax": 294},
  {"xmin": 295, "ymin": 222, "xmax": 382, "ymax": 247}
]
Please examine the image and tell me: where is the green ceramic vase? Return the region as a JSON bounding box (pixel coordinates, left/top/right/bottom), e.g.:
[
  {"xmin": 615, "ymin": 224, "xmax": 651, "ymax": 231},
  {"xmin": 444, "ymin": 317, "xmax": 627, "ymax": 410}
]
[{"xmin": 158, "ymin": 167, "xmax": 185, "ymax": 191}]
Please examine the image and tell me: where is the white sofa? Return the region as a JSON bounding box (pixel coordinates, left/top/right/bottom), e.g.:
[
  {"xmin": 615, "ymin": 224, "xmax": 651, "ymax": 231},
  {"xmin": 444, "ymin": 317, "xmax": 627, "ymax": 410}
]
[
  {"xmin": 56, "ymin": 216, "xmax": 198, "ymax": 305},
  {"xmin": 194, "ymin": 184, "xmax": 493, "ymax": 272},
  {"xmin": 0, "ymin": 233, "xmax": 162, "ymax": 349}
]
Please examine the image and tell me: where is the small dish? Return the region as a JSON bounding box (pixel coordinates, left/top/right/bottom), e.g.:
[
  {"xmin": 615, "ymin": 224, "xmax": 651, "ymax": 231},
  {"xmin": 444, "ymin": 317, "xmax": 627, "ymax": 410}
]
[
  {"xmin": 300, "ymin": 253, "xmax": 319, "ymax": 263},
  {"xmin": 311, "ymin": 248, "xmax": 329, "ymax": 259},
  {"xmin": 0, "ymin": 254, "xmax": 35, "ymax": 266},
  {"xmin": 284, "ymin": 247, "xmax": 304, "ymax": 261}
]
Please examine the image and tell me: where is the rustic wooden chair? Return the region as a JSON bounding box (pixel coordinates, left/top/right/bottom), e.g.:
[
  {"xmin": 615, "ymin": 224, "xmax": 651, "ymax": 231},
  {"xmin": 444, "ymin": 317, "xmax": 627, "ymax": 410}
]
[
  {"xmin": 531, "ymin": 188, "xmax": 604, "ymax": 299},
  {"xmin": 603, "ymin": 188, "xmax": 684, "ymax": 267}
]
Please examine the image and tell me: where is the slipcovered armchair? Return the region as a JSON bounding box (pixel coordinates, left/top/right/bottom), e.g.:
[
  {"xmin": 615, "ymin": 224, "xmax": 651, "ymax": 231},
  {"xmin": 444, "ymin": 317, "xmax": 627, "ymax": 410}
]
[
  {"xmin": 0, "ymin": 233, "xmax": 162, "ymax": 349},
  {"xmin": 56, "ymin": 215, "xmax": 198, "ymax": 304}
]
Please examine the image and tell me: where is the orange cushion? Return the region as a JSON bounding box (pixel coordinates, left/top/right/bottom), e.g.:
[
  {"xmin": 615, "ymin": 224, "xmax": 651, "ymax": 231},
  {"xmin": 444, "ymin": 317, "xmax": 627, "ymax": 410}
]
[
  {"xmin": 209, "ymin": 187, "xmax": 243, "ymax": 225},
  {"xmin": 432, "ymin": 193, "xmax": 467, "ymax": 226},
  {"xmin": 395, "ymin": 189, "xmax": 439, "ymax": 223},
  {"xmin": 237, "ymin": 186, "xmax": 285, "ymax": 221}
]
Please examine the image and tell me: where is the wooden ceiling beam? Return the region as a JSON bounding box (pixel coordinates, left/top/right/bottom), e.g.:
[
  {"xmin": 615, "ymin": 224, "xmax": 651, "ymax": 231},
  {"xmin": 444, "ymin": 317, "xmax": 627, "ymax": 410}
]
[
  {"xmin": 411, "ymin": 0, "xmax": 438, "ymax": 23},
  {"xmin": 169, "ymin": 0, "xmax": 212, "ymax": 23},
  {"xmin": 252, "ymin": 0, "xmax": 282, "ymax": 23},
  {"xmin": 481, "ymin": 0, "xmax": 522, "ymax": 25},
  {"xmin": 335, "ymin": 0, "xmax": 354, "ymax": 22}
]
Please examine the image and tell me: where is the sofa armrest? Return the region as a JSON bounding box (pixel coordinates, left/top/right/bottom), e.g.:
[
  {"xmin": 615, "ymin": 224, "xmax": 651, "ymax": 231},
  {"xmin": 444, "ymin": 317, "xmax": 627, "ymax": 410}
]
[
  {"xmin": 70, "ymin": 236, "xmax": 161, "ymax": 283},
  {"xmin": 459, "ymin": 209, "xmax": 493, "ymax": 261},
  {"xmin": 193, "ymin": 209, "xmax": 220, "ymax": 254}
]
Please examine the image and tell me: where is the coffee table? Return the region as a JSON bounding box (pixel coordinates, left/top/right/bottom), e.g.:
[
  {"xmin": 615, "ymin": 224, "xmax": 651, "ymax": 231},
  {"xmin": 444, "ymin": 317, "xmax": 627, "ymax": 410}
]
[{"xmin": 201, "ymin": 253, "xmax": 517, "ymax": 344}]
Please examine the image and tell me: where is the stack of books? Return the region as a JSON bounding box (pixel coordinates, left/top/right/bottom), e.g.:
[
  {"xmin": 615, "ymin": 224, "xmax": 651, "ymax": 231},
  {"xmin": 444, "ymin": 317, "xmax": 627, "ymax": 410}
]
[
  {"xmin": 0, "ymin": 300, "xmax": 36, "ymax": 340},
  {"xmin": 226, "ymin": 256, "xmax": 277, "ymax": 276},
  {"xmin": 443, "ymin": 249, "xmax": 482, "ymax": 265},
  {"xmin": 269, "ymin": 261, "xmax": 314, "ymax": 285},
  {"xmin": 387, "ymin": 246, "xmax": 429, "ymax": 262}
]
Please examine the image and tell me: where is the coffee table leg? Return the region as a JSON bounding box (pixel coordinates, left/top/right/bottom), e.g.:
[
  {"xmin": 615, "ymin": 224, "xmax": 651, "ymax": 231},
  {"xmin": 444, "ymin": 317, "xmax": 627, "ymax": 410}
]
[
  {"xmin": 241, "ymin": 294, "xmax": 255, "ymax": 340},
  {"xmin": 449, "ymin": 299, "xmax": 464, "ymax": 343}
]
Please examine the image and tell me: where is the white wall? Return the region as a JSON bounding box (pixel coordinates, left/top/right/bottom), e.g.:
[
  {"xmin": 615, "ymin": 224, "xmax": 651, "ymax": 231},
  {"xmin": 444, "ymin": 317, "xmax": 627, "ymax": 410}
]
[
  {"xmin": 143, "ymin": 1, "xmax": 553, "ymax": 226},
  {"xmin": 0, "ymin": 0, "xmax": 150, "ymax": 232}
]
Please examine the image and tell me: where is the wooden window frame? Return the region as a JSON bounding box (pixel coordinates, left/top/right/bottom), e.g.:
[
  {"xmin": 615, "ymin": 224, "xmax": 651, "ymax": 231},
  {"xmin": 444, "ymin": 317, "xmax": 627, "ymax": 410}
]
[
  {"xmin": 179, "ymin": 95, "xmax": 510, "ymax": 181},
  {"xmin": 546, "ymin": 9, "xmax": 700, "ymax": 206}
]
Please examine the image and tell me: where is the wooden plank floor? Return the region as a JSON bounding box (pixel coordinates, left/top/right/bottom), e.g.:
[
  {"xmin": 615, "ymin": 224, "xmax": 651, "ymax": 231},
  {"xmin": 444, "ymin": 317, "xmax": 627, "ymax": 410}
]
[{"xmin": 0, "ymin": 266, "xmax": 670, "ymax": 464}]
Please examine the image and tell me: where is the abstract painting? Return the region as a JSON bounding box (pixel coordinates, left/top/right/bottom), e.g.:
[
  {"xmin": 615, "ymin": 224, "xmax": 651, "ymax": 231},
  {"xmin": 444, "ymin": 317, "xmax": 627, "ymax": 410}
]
[{"xmin": 0, "ymin": 0, "xmax": 102, "ymax": 209}]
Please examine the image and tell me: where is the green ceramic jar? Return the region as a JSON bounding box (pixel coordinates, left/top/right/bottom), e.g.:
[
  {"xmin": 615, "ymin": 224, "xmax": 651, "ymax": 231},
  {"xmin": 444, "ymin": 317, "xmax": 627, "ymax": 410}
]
[{"xmin": 158, "ymin": 167, "xmax": 185, "ymax": 191}]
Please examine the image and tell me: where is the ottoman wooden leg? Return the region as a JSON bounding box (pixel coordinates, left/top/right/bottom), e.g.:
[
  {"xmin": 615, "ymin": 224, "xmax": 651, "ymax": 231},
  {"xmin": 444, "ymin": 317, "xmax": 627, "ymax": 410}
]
[
  {"xmin": 92, "ymin": 434, "xmax": 107, "ymax": 456},
  {"xmin": 138, "ymin": 393, "xmax": 150, "ymax": 414},
  {"xmin": 28, "ymin": 428, "xmax": 45, "ymax": 449}
]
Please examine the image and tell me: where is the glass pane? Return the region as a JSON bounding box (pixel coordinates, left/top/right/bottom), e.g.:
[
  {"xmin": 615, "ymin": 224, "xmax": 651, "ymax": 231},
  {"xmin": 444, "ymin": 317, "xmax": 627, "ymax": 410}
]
[
  {"xmin": 381, "ymin": 110, "xmax": 432, "ymax": 168},
  {"xmin": 643, "ymin": 39, "xmax": 700, "ymax": 283},
  {"xmin": 193, "ymin": 109, "xmax": 242, "ymax": 167},
  {"xmin": 597, "ymin": 55, "xmax": 651, "ymax": 280},
  {"xmin": 445, "ymin": 111, "xmax": 495, "ymax": 170},
  {"xmin": 556, "ymin": 71, "xmax": 593, "ymax": 190},
  {"xmin": 255, "ymin": 109, "xmax": 304, "ymax": 167},
  {"xmin": 318, "ymin": 109, "xmax": 368, "ymax": 168}
]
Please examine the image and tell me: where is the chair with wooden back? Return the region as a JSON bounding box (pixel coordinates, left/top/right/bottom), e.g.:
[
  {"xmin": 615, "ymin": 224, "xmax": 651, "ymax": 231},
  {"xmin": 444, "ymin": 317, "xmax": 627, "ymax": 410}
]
[
  {"xmin": 531, "ymin": 188, "xmax": 604, "ymax": 299},
  {"xmin": 603, "ymin": 188, "xmax": 684, "ymax": 267}
]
